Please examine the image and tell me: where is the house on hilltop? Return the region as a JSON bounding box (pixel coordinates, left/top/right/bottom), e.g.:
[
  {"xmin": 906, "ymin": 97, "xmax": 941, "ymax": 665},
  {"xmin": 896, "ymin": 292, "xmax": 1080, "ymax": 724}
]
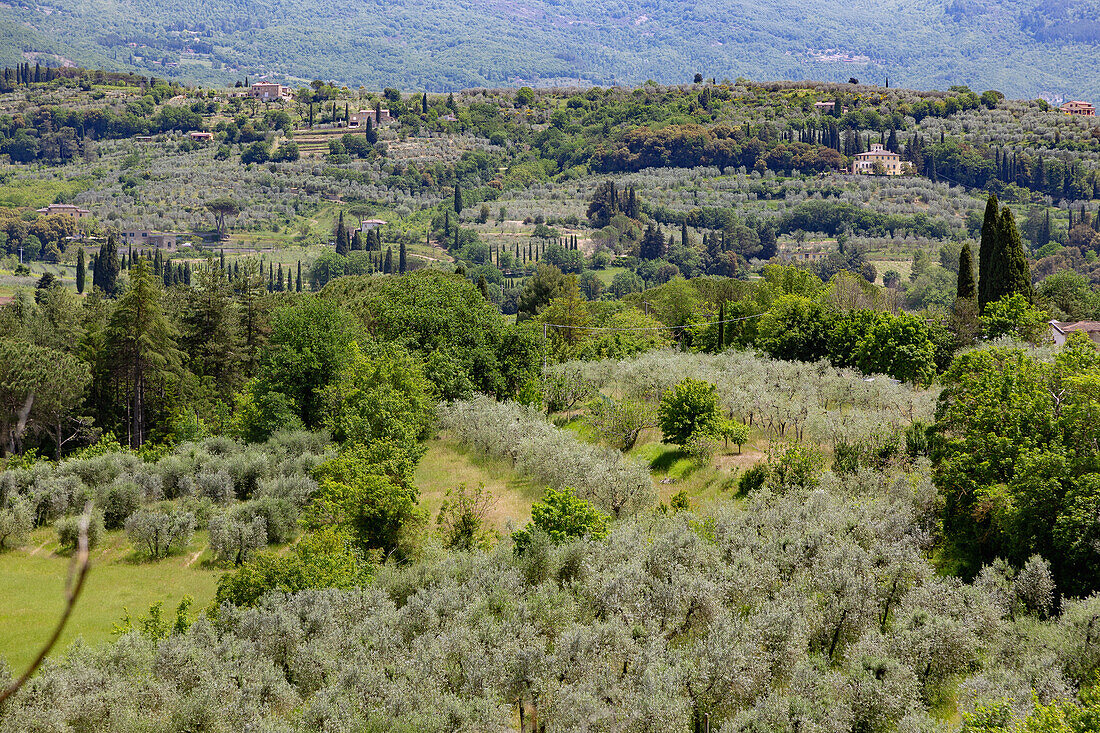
[
  {"xmin": 1060, "ymin": 100, "xmax": 1095, "ymax": 116},
  {"xmin": 250, "ymin": 82, "xmax": 292, "ymax": 101},
  {"xmin": 851, "ymin": 144, "xmax": 902, "ymax": 176},
  {"xmin": 121, "ymin": 228, "xmax": 180, "ymax": 250},
  {"xmin": 37, "ymin": 203, "xmax": 91, "ymax": 220},
  {"xmin": 348, "ymin": 109, "xmax": 392, "ymax": 128}
]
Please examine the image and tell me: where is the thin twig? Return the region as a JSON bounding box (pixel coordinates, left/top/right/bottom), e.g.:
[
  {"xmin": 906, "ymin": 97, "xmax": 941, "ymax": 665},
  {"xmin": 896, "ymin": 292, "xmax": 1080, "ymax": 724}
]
[{"xmin": 0, "ymin": 502, "xmax": 92, "ymax": 705}]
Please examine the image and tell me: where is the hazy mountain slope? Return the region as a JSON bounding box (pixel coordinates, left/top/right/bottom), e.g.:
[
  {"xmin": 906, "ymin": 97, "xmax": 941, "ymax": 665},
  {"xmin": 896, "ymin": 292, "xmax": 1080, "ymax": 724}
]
[{"xmin": 1, "ymin": 0, "xmax": 1098, "ymax": 97}]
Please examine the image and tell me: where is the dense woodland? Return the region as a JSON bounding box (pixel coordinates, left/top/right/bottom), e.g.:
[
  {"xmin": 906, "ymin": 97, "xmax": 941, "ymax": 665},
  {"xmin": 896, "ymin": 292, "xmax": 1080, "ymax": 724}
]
[
  {"xmin": 4, "ymin": 71, "xmax": 1100, "ymax": 732},
  {"xmin": 3, "ymin": 0, "xmax": 1100, "ymax": 98}
]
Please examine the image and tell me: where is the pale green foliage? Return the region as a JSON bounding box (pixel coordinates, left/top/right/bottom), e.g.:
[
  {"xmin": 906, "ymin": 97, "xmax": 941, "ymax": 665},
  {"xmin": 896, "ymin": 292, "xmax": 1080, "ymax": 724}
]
[
  {"xmin": 0, "ymin": 495, "xmax": 32, "ymax": 550},
  {"xmin": 439, "ymin": 395, "xmax": 655, "ymax": 517},
  {"xmin": 124, "ymin": 507, "xmax": 196, "ymax": 559},
  {"xmin": 208, "ymin": 512, "xmax": 267, "ymax": 566}
]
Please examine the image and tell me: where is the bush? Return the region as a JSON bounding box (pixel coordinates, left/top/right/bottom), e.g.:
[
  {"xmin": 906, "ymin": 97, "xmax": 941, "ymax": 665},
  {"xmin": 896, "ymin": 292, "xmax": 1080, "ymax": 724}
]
[
  {"xmin": 512, "ymin": 487, "xmax": 609, "ymax": 552},
  {"xmin": 658, "ymin": 377, "xmax": 722, "ymax": 447},
  {"xmin": 55, "ymin": 512, "xmax": 105, "ymax": 551},
  {"xmin": 208, "ymin": 512, "xmax": 267, "ymax": 566},
  {"xmin": 255, "ymin": 474, "xmax": 319, "ymax": 508},
  {"xmin": 100, "ymin": 481, "xmax": 142, "ymax": 530},
  {"xmin": 738, "ymin": 463, "xmax": 769, "ymax": 494},
  {"xmin": 125, "ymin": 508, "xmax": 196, "ymax": 559},
  {"xmin": 235, "ymin": 497, "xmax": 299, "ymax": 544},
  {"xmin": 0, "ymin": 496, "xmax": 32, "ymax": 551}
]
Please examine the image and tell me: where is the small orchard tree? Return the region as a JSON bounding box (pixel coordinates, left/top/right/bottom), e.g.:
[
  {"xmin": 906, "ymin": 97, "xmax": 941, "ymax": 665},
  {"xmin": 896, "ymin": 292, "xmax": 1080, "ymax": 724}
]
[
  {"xmin": 512, "ymin": 486, "xmax": 609, "ymax": 551},
  {"xmin": 659, "ymin": 378, "xmax": 722, "ymax": 447},
  {"xmin": 719, "ymin": 419, "xmax": 751, "ymax": 453},
  {"xmin": 125, "ymin": 508, "xmax": 196, "ymax": 559},
  {"xmin": 209, "ymin": 513, "xmax": 267, "ymax": 566},
  {"xmin": 0, "ymin": 496, "xmax": 32, "ymax": 551}
]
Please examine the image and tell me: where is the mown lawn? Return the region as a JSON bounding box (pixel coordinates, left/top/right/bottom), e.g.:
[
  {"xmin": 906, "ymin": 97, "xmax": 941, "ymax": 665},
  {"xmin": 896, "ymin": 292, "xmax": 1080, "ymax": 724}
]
[{"xmin": 0, "ymin": 528, "xmax": 219, "ymax": 671}]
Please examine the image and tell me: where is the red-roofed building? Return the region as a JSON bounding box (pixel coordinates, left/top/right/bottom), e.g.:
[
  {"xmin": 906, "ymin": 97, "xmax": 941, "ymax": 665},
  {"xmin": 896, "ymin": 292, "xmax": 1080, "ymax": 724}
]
[{"xmin": 1051, "ymin": 320, "xmax": 1100, "ymax": 345}]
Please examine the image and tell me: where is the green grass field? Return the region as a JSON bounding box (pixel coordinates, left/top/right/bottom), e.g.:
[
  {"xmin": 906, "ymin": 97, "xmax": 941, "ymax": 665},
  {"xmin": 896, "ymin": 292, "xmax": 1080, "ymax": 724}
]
[
  {"xmin": 415, "ymin": 436, "xmax": 547, "ymax": 534},
  {"xmin": 0, "ymin": 528, "xmax": 219, "ymax": 671}
]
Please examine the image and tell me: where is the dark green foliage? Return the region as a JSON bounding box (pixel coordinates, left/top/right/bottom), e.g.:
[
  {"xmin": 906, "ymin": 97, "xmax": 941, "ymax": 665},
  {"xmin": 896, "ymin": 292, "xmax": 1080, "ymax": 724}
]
[
  {"xmin": 512, "ymin": 486, "xmax": 608, "ymax": 552},
  {"xmin": 957, "ymin": 241, "xmax": 976, "ymax": 300}
]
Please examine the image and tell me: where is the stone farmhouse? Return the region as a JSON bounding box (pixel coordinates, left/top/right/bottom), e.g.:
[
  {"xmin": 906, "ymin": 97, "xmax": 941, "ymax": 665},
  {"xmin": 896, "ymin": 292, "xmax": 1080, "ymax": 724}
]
[
  {"xmin": 1051, "ymin": 320, "xmax": 1100, "ymax": 345},
  {"xmin": 37, "ymin": 203, "xmax": 92, "ymax": 220},
  {"xmin": 250, "ymin": 82, "xmax": 293, "ymax": 101},
  {"xmin": 348, "ymin": 109, "xmax": 392, "ymax": 128}
]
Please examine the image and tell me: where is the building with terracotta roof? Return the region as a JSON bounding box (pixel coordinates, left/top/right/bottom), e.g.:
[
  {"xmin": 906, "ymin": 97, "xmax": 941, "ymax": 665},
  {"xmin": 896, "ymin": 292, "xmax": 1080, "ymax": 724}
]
[
  {"xmin": 348, "ymin": 109, "xmax": 392, "ymax": 128},
  {"xmin": 36, "ymin": 203, "xmax": 92, "ymax": 220},
  {"xmin": 250, "ymin": 82, "xmax": 292, "ymax": 101},
  {"xmin": 1060, "ymin": 101, "xmax": 1095, "ymax": 116},
  {"xmin": 1050, "ymin": 320, "xmax": 1100, "ymax": 345},
  {"xmin": 851, "ymin": 144, "xmax": 902, "ymax": 176}
]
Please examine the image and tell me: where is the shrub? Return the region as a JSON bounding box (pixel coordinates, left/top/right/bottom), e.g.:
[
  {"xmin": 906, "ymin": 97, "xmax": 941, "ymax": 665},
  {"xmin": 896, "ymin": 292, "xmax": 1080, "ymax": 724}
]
[
  {"xmin": 658, "ymin": 377, "xmax": 722, "ymax": 447},
  {"xmin": 738, "ymin": 463, "xmax": 769, "ymax": 494},
  {"xmin": 55, "ymin": 512, "xmax": 105, "ymax": 551},
  {"xmin": 513, "ymin": 487, "xmax": 609, "ymax": 552},
  {"xmin": 208, "ymin": 513, "xmax": 267, "ymax": 566},
  {"xmin": 100, "ymin": 481, "xmax": 142, "ymax": 530},
  {"xmin": 125, "ymin": 508, "xmax": 196, "ymax": 559},
  {"xmin": 0, "ymin": 496, "xmax": 32, "ymax": 551},
  {"xmin": 235, "ymin": 497, "xmax": 299, "ymax": 545}
]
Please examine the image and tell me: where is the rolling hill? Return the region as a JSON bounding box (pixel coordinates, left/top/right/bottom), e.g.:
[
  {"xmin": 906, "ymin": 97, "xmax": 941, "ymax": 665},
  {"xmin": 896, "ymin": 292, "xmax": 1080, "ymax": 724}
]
[{"xmin": 0, "ymin": 0, "xmax": 1099, "ymax": 97}]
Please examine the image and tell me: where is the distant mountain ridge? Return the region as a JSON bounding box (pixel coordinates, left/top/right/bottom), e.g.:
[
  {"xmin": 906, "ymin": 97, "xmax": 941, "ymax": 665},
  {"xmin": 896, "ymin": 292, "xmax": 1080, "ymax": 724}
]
[{"xmin": 1, "ymin": 0, "xmax": 1099, "ymax": 98}]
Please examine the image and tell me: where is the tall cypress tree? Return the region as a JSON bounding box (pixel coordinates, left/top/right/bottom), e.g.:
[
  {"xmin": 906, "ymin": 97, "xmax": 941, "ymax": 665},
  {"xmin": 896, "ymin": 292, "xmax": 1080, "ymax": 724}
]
[
  {"xmin": 956, "ymin": 241, "xmax": 976, "ymax": 300},
  {"xmin": 384, "ymin": 246, "xmax": 393, "ymax": 274},
  {"xmin": 296, "ymin": 261, "xmax": 302, "ymax": 292},
  {"xmin": 977, "ymin": 194, "xmax": 1000, "ymax": 312},
  {"xmin": 76, "ymin": 247, "xmax": 86, "ymax": 294},
  {"xmin": 399, "ymin": 241, "xmax": 407, "ymax": 273},
  {"xmin": 335, "ymin": 211, "xmax": 349, "ymax": 256},
  {"xmin": 454, "ymin": 184, "xmax": 463, "ymax": 214},
  {"xmin": 998, "ymin": 208, "xmax": 1032, "ymax": 302},
  {"xmin": 95, "ymin": 236, "xmax": 120, "ymax": 297}
]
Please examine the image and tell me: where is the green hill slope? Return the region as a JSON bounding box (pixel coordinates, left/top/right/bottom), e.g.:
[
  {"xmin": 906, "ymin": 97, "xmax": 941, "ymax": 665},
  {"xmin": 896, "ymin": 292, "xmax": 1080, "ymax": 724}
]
[{"xmin": 0, "ymin": 0, "xmax": 1098, "ymax": 97}]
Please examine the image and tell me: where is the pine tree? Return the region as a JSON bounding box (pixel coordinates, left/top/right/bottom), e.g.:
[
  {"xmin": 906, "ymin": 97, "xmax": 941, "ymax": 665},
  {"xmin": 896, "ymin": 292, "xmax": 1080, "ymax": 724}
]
[
  {"xmin": 977, "ymin": 194, "xmax": 1000, "ymax": 312},
  {"xmin": 76, "ymin": 247, "xmax": 85, "ymax": 294},
  {"xmin": 956, "ymin": 241, "xmax": 976, "ymax": 300},
  {"xmin": 399, "ymin": 241, "xmax": 407, "ymax": 273},
  {"xmin": 100, "ymin": 257, "xmax": 181, "ymax": 449}
]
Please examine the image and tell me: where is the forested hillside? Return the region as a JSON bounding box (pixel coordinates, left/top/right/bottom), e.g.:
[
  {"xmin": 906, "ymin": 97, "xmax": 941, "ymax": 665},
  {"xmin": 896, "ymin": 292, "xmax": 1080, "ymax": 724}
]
[{"xmin": 2, "ymin": 0, "xmax": 1100, "ymax": 96}]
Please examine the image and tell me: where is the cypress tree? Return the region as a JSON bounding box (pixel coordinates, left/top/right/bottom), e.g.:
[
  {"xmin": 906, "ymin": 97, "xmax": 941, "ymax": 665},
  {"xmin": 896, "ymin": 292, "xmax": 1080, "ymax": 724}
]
[
  {"xmin": 422, "ymin": 93, "xmax": 429, "ymax": 114},
  {"xmin": 977, "ymin": 194, "xmax": 1000, "ymax": 312},
  {"xmin": 96, "ymin": 236, "xmax": 120, "ymax": 297},
  {"xmin": 335, "ymin": 211, "xmax": 349, "ymax": 255},
  {"xmin": 956, "ymin": 241, "xmax": 976, "ymax": 300},
  {"xmin": 399, "ymin": 241, "xmax": 407, "ymax": 273},
  {"xmin": 998, "ymin": 208, "xmax": 1032, "ymax": 302},
  {"xmin": 296, "ymin": 261, "xmax": 302, "ymax": 292},
  {"xmin": 1040, "ymin": 210, "xmax": 1052, "ymax": 247},
  {"xmin": 681, "ymin": 220, "xmax": 689, "ymax": 249},
  {"xmin": 384, "ymin": 246, "xmax": 393, "ymax": 274},
  {"xmin": 76, "ymin": 247, "xmax": 85, "ymax": 294},
  {"xmin": 351, "ymin": 230, "xmax": 362, "ymax": 251},
  {"xmin": 454, "ymin": 184, "xmax": 463, "ymax": 214},
  {"xmin": 276, "ymin": 263, "xmax": 284, "ymax": 291},
  {"xmin": 717, "ymin": 300, "xmax": 726, "ymax": 351}
]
